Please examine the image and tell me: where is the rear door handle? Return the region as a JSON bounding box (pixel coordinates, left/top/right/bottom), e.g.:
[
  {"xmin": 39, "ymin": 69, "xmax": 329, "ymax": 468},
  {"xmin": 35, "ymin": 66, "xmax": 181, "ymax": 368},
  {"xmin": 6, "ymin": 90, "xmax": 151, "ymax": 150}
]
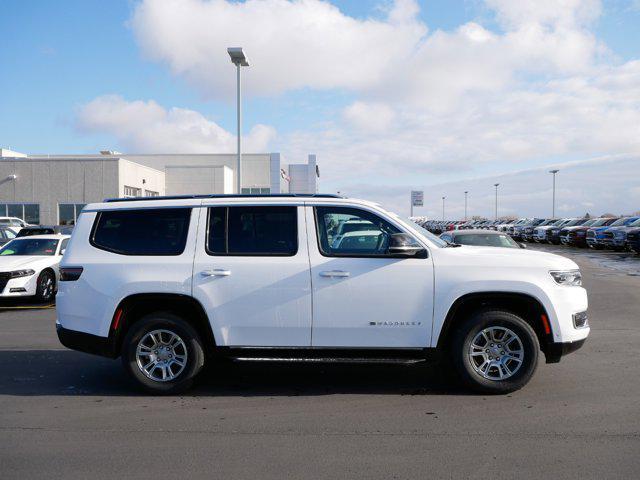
[
  {"xmin": 201, "ymin": 269, "xmax": 231, "ymax": 277},
  {"xmin": 320, "ymin": 270, "xmax": 350, "ymax": 278}
]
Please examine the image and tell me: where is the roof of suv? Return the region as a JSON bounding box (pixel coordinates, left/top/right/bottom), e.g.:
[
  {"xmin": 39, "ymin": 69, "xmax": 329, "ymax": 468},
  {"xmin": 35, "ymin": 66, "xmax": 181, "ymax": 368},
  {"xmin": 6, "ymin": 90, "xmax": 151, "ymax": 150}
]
[{"xmin": 104, "ymin": 193, "xmax": 342, "ymax": 203}]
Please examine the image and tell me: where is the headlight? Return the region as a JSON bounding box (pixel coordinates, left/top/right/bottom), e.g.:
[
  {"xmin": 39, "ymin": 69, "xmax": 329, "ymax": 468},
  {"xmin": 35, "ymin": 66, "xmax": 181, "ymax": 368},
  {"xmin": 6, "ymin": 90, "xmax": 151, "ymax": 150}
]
[
  {"xmin": 550, "ymin": 270, "xmax": 582, "ymax": 286},
  {"xmin": 9, "ymin": 269, "xmax": 35, "ymax": 278}
]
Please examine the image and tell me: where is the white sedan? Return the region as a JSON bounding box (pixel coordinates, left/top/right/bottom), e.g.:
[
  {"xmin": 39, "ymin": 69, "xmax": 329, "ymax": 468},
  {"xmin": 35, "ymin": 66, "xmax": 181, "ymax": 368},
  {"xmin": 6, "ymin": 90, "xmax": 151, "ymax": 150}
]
[{"xmin": 0, "ymin": 234, "xmax": 70, "ymax": 302}]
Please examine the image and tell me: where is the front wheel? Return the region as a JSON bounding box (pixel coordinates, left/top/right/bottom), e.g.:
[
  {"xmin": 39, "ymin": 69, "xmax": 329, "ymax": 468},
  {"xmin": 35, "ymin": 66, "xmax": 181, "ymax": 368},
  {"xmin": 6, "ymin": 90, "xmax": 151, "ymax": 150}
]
[
  {"xmin": 121, "ymin": 312, "xmax": 205, "ymax": 394},
  {"xmin": 35, "ymin": 270, "xmax": 56, "ymax": 303},
  {"xmin": 451, "ymin": 310, "xmax": 539, "ymax": 394}
]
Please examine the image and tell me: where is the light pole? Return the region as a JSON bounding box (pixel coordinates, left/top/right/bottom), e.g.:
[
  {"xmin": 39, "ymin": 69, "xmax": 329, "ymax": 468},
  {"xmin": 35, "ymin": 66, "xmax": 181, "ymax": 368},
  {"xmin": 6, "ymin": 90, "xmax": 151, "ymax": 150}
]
[
  {"xmin": 464, "ymin": 191, "xmax": 468, "ymax": 221},
  {"xmin": 442, "ymin": 196, "xmax": 446, "ymax": 221},
  {"xmin": 494, "ymin": 183, "xmax": 500, "ymax": 220},
  {"xmin": 549, "ymin": 169, "xmax": 559, "ymax": 218},
  {"xmin": 227, "ymin": 47, "xmax": 250, "ymax": 194}
]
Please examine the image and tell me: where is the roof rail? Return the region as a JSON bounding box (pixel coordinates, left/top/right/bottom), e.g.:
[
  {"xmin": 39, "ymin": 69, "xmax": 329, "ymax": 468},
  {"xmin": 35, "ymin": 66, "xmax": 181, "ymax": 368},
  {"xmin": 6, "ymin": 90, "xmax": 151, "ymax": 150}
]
[{"xmin": 104, "ymin": 193, "xmax": 343, "ymax": 203}]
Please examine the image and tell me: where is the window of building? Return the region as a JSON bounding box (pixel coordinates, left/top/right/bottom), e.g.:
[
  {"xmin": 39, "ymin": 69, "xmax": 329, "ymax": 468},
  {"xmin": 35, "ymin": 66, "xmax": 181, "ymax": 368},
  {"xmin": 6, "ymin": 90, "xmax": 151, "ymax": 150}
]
[
  {"xmin": 144, "ymin": 190, "xmax": 160, "ymax": 197},
  {"xmin": 123, "ymin": 186, "xmax": 142, "ymax": 198},
  {"xmin": 58, "ymin": 204, "xmax": 85, "ymax": 226},
  {"xmin": 91, "ymin": 208, "xmax": 191, "ymax": 256},
  {"xmin": 240, "ymin": 188, "xmax": 270, "ymax": 195},
  {"xmin": 315, "ymin": 206, "xmax": 400, "ymax": 257},
  {"xmin": 206, "ymin": 206, "xmax": 297, "ymax": 256},
  {"xmin": 0, "ymin": 204, "xmax": 40, "ymax": 224}
]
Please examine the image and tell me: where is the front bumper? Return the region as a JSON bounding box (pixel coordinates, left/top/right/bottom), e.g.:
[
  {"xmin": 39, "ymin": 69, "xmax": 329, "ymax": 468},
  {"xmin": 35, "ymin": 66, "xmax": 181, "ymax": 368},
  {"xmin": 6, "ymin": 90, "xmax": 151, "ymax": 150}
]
[
  {"xmin": 0, "ymin": 273, "xmax": 38, "ymax": 297},
  {"xmin": 544, "ymin": 339, "xmax": 587, "ymax": 363},
  {"xmin": 56, "ymin": 323, "xmax": 116, "ymax": 358}
]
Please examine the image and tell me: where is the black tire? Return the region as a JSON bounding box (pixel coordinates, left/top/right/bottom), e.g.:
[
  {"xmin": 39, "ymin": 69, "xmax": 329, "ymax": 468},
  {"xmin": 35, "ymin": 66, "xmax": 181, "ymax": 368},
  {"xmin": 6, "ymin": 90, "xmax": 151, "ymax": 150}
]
[
  {"xmin": 121, "ymin": 312, "xmax": 205, "ymax": 395},
  {"xmin": 451, "ymin": 310, "xmax": 539, "ymax": 394},
  {"xmin": 35, "ymin": 270, "xmax": 56, "ymax": 303}
]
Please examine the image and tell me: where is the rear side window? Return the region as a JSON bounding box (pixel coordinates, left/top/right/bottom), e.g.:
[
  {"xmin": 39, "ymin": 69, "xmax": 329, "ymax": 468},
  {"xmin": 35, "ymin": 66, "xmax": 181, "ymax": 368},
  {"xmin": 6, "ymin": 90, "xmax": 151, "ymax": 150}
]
[
  {"xmin": 206, "ymin": 206, "xmax": 297, "ymax": 256},
  {"xmin": 91, "ymin": 208, "xmax": 191, "ymax": 256}
]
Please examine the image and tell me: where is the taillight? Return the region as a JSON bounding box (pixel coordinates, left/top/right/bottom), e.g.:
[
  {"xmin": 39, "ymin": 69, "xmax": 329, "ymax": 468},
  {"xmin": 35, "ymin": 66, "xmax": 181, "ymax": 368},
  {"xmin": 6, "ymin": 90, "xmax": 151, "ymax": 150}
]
[{"xmin": 60, "ymin": 267, "xmax": 83, "ymax": 281}]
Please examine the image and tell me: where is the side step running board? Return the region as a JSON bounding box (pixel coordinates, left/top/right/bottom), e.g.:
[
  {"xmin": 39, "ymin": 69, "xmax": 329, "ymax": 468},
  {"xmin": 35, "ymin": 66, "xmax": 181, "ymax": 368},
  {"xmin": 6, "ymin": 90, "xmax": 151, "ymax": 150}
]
[{"xmin": 231, "ymin": 357, "xmax": 427, "ymax": 365}]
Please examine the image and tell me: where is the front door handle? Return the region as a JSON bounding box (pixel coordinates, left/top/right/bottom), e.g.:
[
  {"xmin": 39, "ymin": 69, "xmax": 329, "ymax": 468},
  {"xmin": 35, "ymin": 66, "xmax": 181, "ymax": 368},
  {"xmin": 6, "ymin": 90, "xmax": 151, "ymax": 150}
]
[
  {"xmin": 201, "ymin": 269, "xmax": 231, "ymax": 277},
  {"xmin": 320, "ymin": 270, "xmax": 350, "ymax": 278}
]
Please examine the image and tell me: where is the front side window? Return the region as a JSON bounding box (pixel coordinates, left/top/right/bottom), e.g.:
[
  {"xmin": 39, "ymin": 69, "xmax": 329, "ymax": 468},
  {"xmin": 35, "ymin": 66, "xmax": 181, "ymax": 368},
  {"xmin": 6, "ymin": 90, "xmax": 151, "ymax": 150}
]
[
  {"xmin": 0, "ymin": 238, "xmax": 59, "ymax": 256},
  {"xmin": 91, "ymin": 208, "xmax": 191, "ymax": 256},
  {"xmin": 315, "ymin": 206, "xmax": 401, "ymax": 257},
  {"xmin": 206, "ymin": 206, "xmax": 297, "ymax": 256}
]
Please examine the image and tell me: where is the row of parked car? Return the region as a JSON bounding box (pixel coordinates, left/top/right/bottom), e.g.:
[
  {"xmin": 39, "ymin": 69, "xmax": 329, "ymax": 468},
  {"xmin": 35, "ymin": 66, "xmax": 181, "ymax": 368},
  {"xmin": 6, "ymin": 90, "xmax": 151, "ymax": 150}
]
[{"xmin": 417, "ymin": 216, "xmax": 640, "ymax": 253}]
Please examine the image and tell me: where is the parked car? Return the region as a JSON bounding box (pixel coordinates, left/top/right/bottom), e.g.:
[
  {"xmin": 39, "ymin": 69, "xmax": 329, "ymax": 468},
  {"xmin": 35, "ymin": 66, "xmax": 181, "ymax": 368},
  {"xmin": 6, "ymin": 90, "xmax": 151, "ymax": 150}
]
[
  {"xmin": 568, "ymin": 217, "xmax": 617, "ymax": 248},
  {"xmin": 626, "ymin": 227, "xmax": 640, "ymax": 254},
  {"xmin": 15, "ymin": 225, "xmax": 74, "ymax": 238},
  {"xmin": 0, "ymin": 234, "xmax": 70, "ymax": 302},
  {"xmin": 602, "ymin": 217, "xmax": 640, "ymax": 251},
  {"xmin": 0, "ymin": 226, "xmax": 17, "ymax": 246},
  {"xmin": 440, "ymin": 230, "xmax": 524, "ymax": 249},
  {"xmin": 586, "ymin": 217, "xmax": 622, "ymax": 249},
  {"xmin": 523, "ymin": 219, "xmax": 553, "ymax": 242},
  {"xmin": 57, "ymin": 194, "xmax": 588, "ymax": 395},
  {"xmin": 516, "ymin": 219, "xmax": 546, "ymax": 241},
  {"xmin": 532, "ymin": 219, "xmax": 569, "ymax": 244},
  {"xmin": 558, "ymin": 218, "xmax": 590, "ymax": 246},
  {"xmin": 0, "ymin": 217, "xmax": 29, "ymax": 233}
]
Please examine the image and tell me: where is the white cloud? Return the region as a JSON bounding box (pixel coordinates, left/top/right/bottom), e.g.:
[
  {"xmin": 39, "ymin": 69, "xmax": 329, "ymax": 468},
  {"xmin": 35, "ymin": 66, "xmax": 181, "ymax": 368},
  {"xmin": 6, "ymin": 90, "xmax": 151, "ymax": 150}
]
[
  {"xmin": 76, "ymin": 95, "xmax": 276, "ymax": 153},
  {"xmin": 130, "ymin": 0, "xmax": 426, "ymax": 97}
]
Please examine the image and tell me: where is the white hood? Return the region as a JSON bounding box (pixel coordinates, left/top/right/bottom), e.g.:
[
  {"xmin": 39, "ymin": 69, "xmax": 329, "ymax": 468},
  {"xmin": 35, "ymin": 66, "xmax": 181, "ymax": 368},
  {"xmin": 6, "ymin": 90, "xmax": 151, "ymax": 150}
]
[{"xmin": 0, "ymin": 255, "xmax": 58, "ymax": 272}]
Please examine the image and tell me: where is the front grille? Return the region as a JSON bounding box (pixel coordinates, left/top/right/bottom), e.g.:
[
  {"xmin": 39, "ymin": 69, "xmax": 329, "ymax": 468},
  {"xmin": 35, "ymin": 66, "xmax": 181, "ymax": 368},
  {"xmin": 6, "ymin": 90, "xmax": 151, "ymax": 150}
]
[
  {"xmin": 604, "ymin": 232, "xmax": 614, "ymax": 239},
  {"xmin": 587, "ymin": 231, "xmax": 595, "ymax": 238},
  {"xmin": 0, "ymin": 272, "xmax": 11, "ymax": 294},
  {"xmin": 628, "ymin": 233, "xmax": 638, "ymax": 242}
]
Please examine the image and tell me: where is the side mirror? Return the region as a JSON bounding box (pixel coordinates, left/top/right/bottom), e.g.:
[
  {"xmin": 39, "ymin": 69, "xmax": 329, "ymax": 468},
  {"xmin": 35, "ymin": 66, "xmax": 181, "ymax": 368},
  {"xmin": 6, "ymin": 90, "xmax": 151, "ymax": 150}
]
[
  {"xmin": 60, "ymin": 249, "xmax": 66, "ymax": 256},
  {"xmin": 518, "ymin": 243, "xmax": 526, "ymax": 249},
  {"xmin": 388, "ymin": 233, "xmax": 426, "ymax": 257}
]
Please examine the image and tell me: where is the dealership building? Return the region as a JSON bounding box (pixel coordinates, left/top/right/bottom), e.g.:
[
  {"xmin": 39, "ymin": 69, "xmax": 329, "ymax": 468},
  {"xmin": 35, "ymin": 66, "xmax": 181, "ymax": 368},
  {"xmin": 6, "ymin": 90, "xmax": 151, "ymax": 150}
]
[{"xmin": 0, "ymin": 148, "xmax": 319, "ymax": 225}]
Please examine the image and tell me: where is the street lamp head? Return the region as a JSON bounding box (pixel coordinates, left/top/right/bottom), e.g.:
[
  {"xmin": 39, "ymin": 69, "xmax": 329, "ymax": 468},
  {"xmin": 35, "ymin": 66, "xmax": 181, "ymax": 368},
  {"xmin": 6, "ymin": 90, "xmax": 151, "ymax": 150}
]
[
  {"xmin": 227, "ymin": 47, "xmax": 249, "ymax": 66},
  {"xmin": 494, "ymin": 183, "xmax": 500, "ymax": 187},
  {"xmin": 549, "ymin": 169, "xmax": 559, "ymax": 174}
]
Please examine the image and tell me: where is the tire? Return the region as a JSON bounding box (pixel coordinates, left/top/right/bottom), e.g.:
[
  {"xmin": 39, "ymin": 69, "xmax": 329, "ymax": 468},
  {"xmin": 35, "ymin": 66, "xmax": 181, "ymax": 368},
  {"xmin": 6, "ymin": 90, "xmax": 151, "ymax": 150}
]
[
  {"xmin": 35, "ymin": 270, "xmax": 56, "ymax": 303},
  {"xmin": 121, "ymin": 312, "xmax": 205, "ymax": 395},
  {"xmin": 451, "ymin": 310, "xmax": 539, "ymax": 394}
]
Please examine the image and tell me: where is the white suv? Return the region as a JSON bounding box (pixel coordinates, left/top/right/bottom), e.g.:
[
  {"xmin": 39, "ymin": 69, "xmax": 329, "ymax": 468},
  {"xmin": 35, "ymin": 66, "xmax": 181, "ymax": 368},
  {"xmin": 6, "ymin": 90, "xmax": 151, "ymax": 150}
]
[{"xmin": 56, "ymin": 194, "xmax": 589, "ymax": 394}]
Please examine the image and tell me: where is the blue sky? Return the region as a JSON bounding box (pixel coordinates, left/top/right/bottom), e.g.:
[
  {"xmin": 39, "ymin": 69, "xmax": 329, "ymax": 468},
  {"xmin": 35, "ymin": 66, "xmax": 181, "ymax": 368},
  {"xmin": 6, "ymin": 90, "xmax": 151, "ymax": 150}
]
[{"xmin": 1, "ymin": 0, "xmax": 639, "ymax": 216}]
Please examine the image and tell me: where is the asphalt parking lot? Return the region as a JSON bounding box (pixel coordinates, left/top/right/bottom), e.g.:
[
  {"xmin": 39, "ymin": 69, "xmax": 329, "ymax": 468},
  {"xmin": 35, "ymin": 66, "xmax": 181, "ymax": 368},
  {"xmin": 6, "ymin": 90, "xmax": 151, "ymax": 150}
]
[{"xmin": 1, "ymin": 244, "xmax": 639, "ymax": 479}]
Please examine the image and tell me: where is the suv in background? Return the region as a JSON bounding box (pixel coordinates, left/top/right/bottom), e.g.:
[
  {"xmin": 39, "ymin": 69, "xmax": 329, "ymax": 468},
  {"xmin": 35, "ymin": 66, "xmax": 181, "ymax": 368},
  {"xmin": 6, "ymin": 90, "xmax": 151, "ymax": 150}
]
[{"xmin": 57, "ymin": 194, "xmax": 589, "ymax": 395}]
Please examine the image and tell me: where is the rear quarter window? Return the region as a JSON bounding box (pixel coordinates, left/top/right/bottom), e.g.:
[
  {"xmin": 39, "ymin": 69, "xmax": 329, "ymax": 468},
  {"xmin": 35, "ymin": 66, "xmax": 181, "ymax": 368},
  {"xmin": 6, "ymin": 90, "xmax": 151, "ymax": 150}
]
[{"xmin": 91, "ymin": 208, "xmax": 191, "ymax": 256}]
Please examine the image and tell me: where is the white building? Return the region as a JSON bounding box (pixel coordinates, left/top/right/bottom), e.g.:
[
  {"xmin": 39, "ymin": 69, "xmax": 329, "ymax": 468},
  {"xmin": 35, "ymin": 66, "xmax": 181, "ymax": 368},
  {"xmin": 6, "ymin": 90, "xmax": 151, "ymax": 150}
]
[{"xmin": 0, "ymin": 149, "xmax": 319, "ymax": 225}]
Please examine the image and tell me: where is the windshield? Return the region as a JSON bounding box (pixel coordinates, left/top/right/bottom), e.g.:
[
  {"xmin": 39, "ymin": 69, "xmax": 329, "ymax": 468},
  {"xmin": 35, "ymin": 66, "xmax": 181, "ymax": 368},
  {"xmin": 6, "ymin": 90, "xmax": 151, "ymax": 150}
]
[
  {"xmin": 628, "ymin": 218, "xmax": 640, "ymax": 227},
  {"xmin": 610, "ymin": 218, "xmax": 627, "ymax": 226},
  {"xmin": 564, "ymin": 218, "xmax": 585, "ymax": 227},
  {"xmin": 0, "ymin": 238, "xmax": 59, "ymax": 256},
  {"xmin": 454, "ymin": 233, "xmax": 519, "ymax": 248},
  {"xmin": 539, "ymin": 219, "xmax": 555, "ymax": 226},
  {"xmin": 591, "ymin": 218, "xmax": 614, "ymax": 227}
]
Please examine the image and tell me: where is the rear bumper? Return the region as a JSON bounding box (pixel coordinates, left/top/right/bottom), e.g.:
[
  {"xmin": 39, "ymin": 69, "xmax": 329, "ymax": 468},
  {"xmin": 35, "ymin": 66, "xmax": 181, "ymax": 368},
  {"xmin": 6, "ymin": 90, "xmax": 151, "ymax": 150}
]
[
  {"xmin": 544, "ymin": 339, "xmax": 587, "ymax": 363},
  {"xmin": 56, "ymin": 323, "xmax": 116, "ymax": 358}
]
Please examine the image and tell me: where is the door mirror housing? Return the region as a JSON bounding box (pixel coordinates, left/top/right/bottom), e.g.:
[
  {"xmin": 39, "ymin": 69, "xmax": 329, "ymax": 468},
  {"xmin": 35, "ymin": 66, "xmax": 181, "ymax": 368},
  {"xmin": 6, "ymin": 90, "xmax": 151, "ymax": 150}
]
[
  {"xmin": 388, "ymin": 233, "xmax": 426, "ymax": 257},
  {"xmin": 60, "ymin": 249, "xmax": 66, "ymax": 256},
  {"xmin": 518, "ymin": 242, "xmax": 526, "ymax": 249}
]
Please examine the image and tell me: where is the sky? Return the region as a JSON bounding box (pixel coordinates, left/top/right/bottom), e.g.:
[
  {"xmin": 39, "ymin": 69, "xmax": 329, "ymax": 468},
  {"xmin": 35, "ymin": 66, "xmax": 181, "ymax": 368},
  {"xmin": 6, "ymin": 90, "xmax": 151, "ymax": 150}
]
[{"xmin": 1, "ymin": 0, "xmax": 639, "ymax": 218}]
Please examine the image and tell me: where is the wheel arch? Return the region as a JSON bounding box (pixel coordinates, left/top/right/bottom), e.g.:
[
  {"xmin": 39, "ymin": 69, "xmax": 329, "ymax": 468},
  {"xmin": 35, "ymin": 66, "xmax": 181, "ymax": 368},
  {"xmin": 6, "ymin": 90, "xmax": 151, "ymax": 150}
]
[
  {"xmin": 108, "ymin": 293, "xmax": 216, "ymax": 358},
  {"xmin": 436, "ymin": 291, "xmax": 555, "ymax": 360}
]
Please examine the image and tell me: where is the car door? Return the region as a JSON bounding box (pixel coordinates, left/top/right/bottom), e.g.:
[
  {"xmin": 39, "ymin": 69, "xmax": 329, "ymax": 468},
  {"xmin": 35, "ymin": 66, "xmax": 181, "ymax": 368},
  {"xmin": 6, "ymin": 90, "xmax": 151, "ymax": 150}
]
[
  {"xmin": 306, "ymin": 204, "xmax": 434, "ymax": 348},
  {"xmin": 192, "ymin": 202, "xmax": 312, "ymax": 347}
]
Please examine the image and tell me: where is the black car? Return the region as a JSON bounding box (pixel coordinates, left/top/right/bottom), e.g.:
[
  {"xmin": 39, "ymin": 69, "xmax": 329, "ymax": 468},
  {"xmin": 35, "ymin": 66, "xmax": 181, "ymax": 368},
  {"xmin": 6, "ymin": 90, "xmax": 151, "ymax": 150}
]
[{"xmin": 15, "ymin": 225, "xmax": 74, "ymax": 238}]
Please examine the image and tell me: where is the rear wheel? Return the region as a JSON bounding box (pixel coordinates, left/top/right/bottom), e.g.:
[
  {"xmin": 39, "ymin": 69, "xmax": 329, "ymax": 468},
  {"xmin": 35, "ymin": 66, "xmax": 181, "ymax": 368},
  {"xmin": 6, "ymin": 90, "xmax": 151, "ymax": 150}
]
[
  {"xmin": 35, "ymin": 270, "xmax": 55, "ymax": 303},
  {"xmin": 451, "ymin": 310, "xmax": 539, "ymax": 394},
  {"xmin": 121, "ymin": 312, "xmax": 205, "ymax": 394}
]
